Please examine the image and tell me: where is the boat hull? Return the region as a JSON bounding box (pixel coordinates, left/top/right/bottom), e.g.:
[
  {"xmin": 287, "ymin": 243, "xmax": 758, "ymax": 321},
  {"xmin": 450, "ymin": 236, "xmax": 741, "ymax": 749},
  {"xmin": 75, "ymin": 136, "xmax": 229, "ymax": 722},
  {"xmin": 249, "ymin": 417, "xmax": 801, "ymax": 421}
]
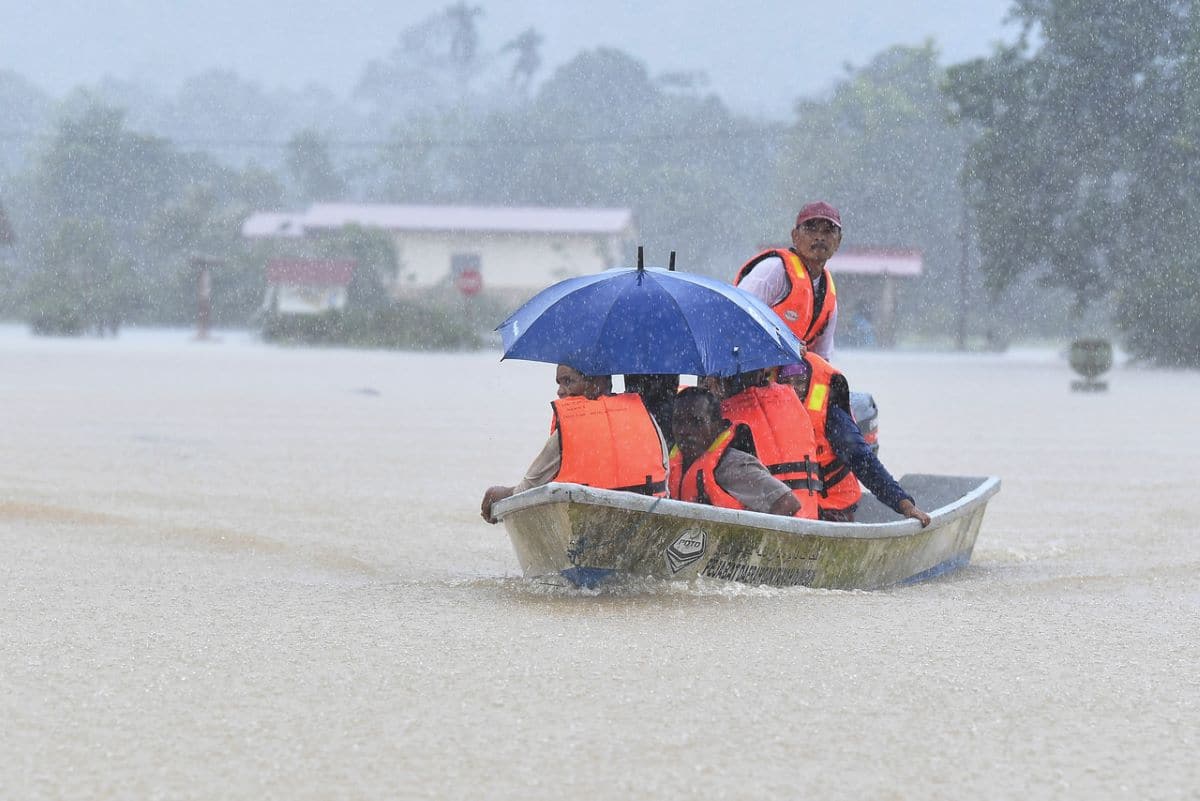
[{"xmin": 494, "ymin": 474, "xmax": 1000, "ymax": 590}]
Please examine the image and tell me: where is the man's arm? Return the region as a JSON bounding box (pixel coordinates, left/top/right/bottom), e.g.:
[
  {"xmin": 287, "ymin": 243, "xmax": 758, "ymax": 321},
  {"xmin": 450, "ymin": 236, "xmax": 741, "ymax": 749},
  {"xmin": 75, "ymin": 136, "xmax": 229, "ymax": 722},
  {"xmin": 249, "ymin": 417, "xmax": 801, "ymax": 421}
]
[
  {"xmin": 713, "ymin": 448, "xmax": 797, "ymax": 516},
  {"xmin": 768, "ymin": 491, "xmax": 801, "ymax": 517},
  {"xmin": 480, "ymin": 485, "xmax": 514, "ymax": 524},
  {"xmin": 480, "ymin": 433, "xmax": 562, "ymax": 524},
  {"xmin": 737, "ymin": 256, "xmax": 789, "ymax": 307},
  {"xmin": 825, "ymin": 406, "xmax": 930, "ymax": 526}
]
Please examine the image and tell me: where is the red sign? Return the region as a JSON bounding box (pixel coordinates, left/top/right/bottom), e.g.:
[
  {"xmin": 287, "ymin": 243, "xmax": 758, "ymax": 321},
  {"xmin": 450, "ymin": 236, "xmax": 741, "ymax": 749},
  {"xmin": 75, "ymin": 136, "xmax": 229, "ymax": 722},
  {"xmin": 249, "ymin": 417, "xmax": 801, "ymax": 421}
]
[{"xmin": 455, "ymin": 269, "xmax": 483, "ymax": 296}]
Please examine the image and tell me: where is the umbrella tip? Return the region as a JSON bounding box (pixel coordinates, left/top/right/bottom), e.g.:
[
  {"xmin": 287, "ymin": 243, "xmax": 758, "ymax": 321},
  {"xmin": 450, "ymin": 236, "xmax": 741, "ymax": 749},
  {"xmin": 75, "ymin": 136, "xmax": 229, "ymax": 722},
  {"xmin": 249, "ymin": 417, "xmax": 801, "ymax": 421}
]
[
  {"xmin": 637, "ymin": 245, "xmax": 644, "ymax": 272},
  {"xmin": 669, "ymin": 251, "xmax": 676, "ymax": 271}
]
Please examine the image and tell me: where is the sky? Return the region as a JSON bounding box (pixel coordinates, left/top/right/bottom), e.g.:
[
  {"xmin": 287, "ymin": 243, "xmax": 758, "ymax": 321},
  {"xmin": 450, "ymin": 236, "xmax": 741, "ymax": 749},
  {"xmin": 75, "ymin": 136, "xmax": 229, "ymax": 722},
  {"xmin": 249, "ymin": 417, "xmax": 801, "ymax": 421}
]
[{"xmin": 0, "ymin": 0, "xmax": 1020, "ymax": 117}]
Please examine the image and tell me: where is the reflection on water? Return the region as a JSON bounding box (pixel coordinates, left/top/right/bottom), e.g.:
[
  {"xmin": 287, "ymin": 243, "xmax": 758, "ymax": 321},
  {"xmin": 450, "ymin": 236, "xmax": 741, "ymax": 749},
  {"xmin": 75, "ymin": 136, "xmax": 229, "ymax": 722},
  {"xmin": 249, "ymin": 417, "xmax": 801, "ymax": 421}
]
[{"xmin": 2, "ymin": 327, "xmax": 1198, "ymax": 800}]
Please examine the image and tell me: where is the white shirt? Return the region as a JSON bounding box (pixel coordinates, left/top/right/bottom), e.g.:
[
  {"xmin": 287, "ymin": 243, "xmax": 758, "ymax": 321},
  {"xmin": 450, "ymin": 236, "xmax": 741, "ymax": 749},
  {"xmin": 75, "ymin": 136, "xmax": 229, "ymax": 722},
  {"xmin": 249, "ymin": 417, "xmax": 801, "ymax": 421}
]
[{"xmin": 739, "ymin": 256, "xmax": 837, "ymax": 360}]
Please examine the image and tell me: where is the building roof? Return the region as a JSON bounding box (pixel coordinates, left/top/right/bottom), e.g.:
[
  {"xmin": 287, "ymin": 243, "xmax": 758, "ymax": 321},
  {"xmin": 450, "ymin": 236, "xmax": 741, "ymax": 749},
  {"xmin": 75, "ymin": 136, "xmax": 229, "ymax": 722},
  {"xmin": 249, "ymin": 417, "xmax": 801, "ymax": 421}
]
[
  {"xmin": 827, "ymin": 248, "xmax": 923, "ymax": 277},
  {"xmin": 243, "ymin": 212, "xmax": 305, "ymax": 238},
  {"xmin": 243, "ymin": 203, "xmax": 635, "ymax": 238}
]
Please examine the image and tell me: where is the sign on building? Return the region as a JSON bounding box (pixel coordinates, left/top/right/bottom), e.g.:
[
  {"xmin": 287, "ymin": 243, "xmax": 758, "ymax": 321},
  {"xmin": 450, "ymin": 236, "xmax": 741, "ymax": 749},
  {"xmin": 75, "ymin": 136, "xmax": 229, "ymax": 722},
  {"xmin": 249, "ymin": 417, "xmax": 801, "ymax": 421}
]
[{"xmin": 265, "ymin": 259, "xmax": 357, "ymax": 315}]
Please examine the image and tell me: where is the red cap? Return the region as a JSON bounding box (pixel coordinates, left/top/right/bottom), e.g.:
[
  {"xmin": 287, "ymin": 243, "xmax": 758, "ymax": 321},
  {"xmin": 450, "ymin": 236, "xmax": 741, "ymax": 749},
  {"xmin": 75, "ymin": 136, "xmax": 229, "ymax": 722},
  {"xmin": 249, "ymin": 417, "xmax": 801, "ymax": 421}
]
[{"xmin": 795, "ymin": 201, "xmax": 841, "ymax": 229}]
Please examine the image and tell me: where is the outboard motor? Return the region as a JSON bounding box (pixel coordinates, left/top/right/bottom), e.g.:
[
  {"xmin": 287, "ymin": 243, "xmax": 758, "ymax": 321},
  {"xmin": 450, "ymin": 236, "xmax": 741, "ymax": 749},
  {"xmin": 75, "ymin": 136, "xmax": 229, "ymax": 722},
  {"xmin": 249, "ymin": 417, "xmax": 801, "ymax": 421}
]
[{"xmin": 849, "ymin": 391, "xmax": 879, "ymax": 455}]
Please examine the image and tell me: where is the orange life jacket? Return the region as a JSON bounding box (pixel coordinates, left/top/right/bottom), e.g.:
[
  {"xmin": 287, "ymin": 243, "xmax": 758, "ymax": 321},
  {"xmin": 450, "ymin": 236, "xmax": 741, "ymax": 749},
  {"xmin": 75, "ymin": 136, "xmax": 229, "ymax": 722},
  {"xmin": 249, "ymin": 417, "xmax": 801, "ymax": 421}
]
[
  {"xmin": 667, "ymin": 428, "xmax": 748, "ymax": 510},
  {"xmin": 551, "ymin": 393, "xmax": 667, "ymax": 496},
  {"xmin": 799, "ymin": 353, "xmax": 862, "ymax": 512},
  {"xmin": 734, "ymin": 248, "xmax": 837, "ymax": 346},
  {"xmin": 719, "ymin": 383, "xmax": 821, "ymax": 519}
]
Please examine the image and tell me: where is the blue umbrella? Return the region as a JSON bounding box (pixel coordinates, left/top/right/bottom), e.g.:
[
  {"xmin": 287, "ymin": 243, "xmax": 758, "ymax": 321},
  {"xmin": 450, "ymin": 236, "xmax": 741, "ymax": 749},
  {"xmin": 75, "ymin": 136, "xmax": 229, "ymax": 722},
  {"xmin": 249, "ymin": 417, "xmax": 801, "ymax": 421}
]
[{"xmin": 496, "ymin": 263, "xmax": 804, "ymax": 377}]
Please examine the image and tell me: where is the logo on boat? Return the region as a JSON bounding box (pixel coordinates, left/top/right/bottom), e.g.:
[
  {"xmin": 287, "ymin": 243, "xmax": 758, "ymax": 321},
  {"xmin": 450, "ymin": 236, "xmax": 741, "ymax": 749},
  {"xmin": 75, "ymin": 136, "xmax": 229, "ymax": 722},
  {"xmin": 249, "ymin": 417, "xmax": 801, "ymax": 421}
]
[{"xmin": 666, "ymin": 528, "xmax": 708, "ymax": 574}]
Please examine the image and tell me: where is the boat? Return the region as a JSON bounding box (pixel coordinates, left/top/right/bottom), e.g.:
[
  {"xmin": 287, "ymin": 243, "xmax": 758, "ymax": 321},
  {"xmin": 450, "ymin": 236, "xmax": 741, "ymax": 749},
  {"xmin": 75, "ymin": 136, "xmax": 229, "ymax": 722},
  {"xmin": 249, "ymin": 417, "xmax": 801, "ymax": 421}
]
[{"xmin": 492, "ymin": 474, "xmax": 1000, "ymax": 590}]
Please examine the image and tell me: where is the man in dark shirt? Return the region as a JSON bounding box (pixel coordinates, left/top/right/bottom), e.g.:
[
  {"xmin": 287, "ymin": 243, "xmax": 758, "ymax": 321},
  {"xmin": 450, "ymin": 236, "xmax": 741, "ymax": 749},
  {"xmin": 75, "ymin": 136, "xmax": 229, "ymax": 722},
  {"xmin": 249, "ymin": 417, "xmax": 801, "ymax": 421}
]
[{"xmin": 778, "ymin": 361, "xmax": 930, "ymax": 526}]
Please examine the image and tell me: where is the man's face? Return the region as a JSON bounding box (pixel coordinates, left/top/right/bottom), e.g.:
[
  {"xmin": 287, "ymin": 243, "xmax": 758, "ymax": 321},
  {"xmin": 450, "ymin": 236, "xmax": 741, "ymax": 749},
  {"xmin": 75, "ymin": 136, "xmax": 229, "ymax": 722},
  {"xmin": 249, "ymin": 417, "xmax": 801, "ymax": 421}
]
[
  {"xmin": 556, "ymin": 365, "xmax": 590, "ymax": 398},
  {"xmin": 778, "ymin": 372, "xmax": 811, "ymax": 401},
  {"xmin": 672, "ymin": 396, "xmax": 722, "ymax": 459},
  {"xmin": 791, "ymin": 218, "xmax": 843, "ymax": 265}
]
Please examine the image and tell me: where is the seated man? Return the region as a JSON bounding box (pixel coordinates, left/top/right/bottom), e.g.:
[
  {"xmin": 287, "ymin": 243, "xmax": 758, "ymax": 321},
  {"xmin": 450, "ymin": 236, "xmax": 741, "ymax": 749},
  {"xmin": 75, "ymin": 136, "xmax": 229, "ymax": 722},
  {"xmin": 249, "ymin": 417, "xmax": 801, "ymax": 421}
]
[
  {"xmin": 778, "ymin": 356, "xmax": 930, "ymax": 526},
  {"xmin": 669, "ymin": 387, "xmax": 800, "ymax": 517},
  {"xmin": 714, "ymin": 369, "xmax": 822, "ymax": 519},
  {"xmin": 480, "ymin": 364, "xmax": 669, "ymax": 524},
  {"xmin": 624, "ymin": 373, "xmax": 680, "ymax": 447}
]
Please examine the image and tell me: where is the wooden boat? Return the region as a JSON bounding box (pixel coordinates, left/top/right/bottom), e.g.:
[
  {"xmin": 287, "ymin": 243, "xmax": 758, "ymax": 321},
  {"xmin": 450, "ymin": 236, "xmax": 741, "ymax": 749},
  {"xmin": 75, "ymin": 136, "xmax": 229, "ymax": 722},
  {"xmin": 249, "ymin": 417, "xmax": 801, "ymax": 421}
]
[{"xmin": 492, "ymin": 474, "xmax": 1000, "ymax": 590}]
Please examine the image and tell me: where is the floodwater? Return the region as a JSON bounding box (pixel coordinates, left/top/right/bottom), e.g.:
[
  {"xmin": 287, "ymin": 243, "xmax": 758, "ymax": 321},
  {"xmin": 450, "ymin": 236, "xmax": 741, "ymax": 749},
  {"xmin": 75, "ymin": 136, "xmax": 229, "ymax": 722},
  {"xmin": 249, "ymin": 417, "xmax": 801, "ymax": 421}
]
[{"xmin": 2, "ymin": 327, "xmax": 1197, "ymax": 800}]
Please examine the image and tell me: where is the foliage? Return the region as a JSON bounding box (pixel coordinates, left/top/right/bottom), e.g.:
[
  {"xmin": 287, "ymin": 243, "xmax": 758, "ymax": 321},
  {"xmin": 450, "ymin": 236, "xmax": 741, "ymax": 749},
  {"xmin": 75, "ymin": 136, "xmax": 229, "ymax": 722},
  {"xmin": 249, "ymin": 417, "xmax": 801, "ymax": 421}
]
[
  {"xmin": 24, "ymin": 217, "xmax": 137, "ymax": 335},
  {"xmin": 261, "ymin": 295, "xmax": 485, "ymax": 350},
  {"xmin": 775, "ymin": 44, "xmax": 977, "ymax": 339},
  {"xmin": 14, "ymin": 99, "xmax": 277, "ymax": 331},
  {"xmin": 370, "ymin": 47, "xmax": 772, "ymax": 275},
  {"xmin": 285, "ymin": 129, "xmax": 345, "ymax": 203},
  {"xmin": 946, "ymin": 0, "xmax": 1200, "ymax": 365},
  {"xmin": 11, "ymin": 8, "xmax": 1179, "ymax": 354},
  {"xmin": 354, "ymin": 5, "xmax": 533, "ymax": 126},
  {"xmin": 0, "ymin": 70, "xmax": 52, "ymax": 177}
]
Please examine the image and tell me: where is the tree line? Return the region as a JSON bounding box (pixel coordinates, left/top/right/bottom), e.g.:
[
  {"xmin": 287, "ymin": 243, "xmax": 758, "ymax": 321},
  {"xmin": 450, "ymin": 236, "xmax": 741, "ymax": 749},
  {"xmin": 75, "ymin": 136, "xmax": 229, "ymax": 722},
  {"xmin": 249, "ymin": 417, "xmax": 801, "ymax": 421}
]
[{"xmin": 0, "ymin": 1, "xmax": 1196, "ymax": 365}]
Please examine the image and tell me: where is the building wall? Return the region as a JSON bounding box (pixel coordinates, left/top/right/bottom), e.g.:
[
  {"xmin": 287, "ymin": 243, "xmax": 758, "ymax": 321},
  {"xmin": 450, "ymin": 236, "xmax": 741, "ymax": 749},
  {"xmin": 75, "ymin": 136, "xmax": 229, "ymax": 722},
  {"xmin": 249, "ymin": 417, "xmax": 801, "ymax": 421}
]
[{"xmin": 389, "ymin": 230, "xmax": 630, "ymax": 292}]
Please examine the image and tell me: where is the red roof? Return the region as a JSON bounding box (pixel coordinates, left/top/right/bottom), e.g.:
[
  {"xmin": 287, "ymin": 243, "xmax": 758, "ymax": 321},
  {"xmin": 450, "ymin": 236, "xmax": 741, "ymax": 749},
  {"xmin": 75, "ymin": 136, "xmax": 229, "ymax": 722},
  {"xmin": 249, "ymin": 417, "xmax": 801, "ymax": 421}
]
[{"xmin": 266, "ymin": 259, "xmax": 356, "ymax": 286}]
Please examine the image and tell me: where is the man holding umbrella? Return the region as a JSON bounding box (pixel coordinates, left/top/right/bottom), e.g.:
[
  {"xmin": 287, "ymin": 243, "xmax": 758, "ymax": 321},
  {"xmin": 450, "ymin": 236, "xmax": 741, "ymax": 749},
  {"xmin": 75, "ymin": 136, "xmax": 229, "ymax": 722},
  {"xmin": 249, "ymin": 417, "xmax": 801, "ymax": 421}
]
[
  {"xmin": 484, "ymin": 257, "xmax": 809, "ymax": 525},
  {"xmin": 480, "ymin": 364, "xmax": 669, "ymax": 524}
]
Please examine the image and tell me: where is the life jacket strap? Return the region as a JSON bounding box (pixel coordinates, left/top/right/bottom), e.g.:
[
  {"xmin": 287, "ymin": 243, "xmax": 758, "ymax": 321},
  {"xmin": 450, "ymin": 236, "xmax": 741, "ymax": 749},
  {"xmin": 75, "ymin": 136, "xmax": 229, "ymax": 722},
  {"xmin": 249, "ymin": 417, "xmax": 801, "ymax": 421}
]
[
  {"xmin": 613, "ymin": 477, "xmax": 667, "ymax": 496},
  {"xmin": 821, "ymin": 461, "xmax": 852, "ymax": 495},
  {"xmin": 768, "ymin": 459, "xmax": 825, "ymax": 493}
]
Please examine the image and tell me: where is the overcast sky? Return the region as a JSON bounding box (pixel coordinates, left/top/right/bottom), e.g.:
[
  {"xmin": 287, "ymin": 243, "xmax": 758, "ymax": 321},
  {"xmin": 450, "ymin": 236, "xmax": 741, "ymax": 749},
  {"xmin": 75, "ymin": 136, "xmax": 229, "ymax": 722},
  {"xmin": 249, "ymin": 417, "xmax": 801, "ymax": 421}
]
[{"xmin": 1, "ymin": 0, "xmax": 1019, "ymax": 117}]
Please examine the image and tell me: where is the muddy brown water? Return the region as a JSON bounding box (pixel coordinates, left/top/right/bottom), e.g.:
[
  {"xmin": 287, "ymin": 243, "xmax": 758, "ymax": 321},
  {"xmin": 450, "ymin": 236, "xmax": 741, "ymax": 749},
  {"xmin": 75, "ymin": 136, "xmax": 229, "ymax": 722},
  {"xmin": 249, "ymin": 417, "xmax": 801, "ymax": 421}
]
[{"xmin": 3, "ymin": 329, "xmax": 1197, "ymax": 800}]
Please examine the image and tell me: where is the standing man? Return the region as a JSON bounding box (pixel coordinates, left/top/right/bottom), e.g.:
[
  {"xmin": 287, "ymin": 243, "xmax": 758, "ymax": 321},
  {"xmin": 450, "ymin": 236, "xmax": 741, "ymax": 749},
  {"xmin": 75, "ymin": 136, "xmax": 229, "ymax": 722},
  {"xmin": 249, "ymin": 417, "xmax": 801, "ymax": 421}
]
[{"xmin": 734, "ymin": 201, "xmax": 843, "ymax": 360}]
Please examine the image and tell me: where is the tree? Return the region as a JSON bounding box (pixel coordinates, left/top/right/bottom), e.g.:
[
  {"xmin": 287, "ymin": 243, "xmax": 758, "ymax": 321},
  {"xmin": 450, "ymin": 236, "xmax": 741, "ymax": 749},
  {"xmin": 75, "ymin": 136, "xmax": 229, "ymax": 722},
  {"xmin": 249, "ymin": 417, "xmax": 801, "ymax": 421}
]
[
  {"xmin": 32, "ymin": 101, "xmax": 181, "ymax": 230},
  {"xmin": 355, "ymin": 5, "xmax": 517, "ymax": 126},
  {"xmin": 0, "ymin": 70, "xmax": 52, "ymax": 178},
  {"xmin": 773, "ymin": 44, "xmax": 974, "ymax": 340},
  {"xmin": 18, "ymin": 100, "xmax": 278, "ymax": 329},
  {"xmin": 285, "ymin": 128, "xmax": 345, "ymax": 203},
  {"xmin": 24, "ymin": 217, "xmax": 136, "ymax": 335},
  {"xmin": 946, "ymin": 0, "xmax": 1200, "ymax": 365}
]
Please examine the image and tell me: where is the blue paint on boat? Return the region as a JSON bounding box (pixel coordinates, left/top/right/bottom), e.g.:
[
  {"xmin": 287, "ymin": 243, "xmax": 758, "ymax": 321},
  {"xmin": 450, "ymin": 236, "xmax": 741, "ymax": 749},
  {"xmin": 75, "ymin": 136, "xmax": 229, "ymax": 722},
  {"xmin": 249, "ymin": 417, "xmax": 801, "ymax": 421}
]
[
  {"xmin": 898, "ymin": 551, "xmax": 972, "ymax": 586},
  {"xmin": 560, "ymin": 567, "xmax": 617, "ymax": 588}
]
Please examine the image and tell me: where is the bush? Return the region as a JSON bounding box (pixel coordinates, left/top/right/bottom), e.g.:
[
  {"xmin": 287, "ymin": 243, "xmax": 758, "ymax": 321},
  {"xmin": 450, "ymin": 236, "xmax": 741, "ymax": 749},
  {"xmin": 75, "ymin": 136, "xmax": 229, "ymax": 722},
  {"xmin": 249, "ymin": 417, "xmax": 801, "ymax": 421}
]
[{"xmin": 261, "ymin": 294, "xmax": 488, "ymax": 350}]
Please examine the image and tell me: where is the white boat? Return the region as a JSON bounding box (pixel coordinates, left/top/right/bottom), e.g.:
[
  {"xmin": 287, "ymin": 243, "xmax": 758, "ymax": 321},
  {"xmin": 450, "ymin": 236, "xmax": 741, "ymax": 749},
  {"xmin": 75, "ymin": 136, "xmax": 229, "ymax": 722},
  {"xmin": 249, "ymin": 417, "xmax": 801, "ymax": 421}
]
[{"xmin": 492, "ymin": 474, "xmax": 1000, "ymax": 589}]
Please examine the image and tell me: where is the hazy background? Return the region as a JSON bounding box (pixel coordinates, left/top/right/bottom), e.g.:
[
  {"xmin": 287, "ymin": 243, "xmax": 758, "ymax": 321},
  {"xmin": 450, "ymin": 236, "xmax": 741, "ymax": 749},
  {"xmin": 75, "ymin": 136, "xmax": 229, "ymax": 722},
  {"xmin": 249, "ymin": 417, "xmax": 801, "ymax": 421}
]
[
  {"xmin": 1, "ymin": 0, "xmax": 1195, "ymax": 365},
  {"xmin": 1, "ymin": 0, "xmax": 1016, "ymax": 118}
]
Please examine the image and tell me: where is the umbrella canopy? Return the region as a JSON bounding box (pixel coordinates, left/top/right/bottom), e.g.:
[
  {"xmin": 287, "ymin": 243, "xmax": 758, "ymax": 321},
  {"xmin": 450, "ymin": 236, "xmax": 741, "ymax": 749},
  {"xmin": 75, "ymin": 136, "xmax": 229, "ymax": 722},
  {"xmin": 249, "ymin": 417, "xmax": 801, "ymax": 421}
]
[{"xmin": 496, "ymin": 266, "xmax": 804, "ymax": 377}]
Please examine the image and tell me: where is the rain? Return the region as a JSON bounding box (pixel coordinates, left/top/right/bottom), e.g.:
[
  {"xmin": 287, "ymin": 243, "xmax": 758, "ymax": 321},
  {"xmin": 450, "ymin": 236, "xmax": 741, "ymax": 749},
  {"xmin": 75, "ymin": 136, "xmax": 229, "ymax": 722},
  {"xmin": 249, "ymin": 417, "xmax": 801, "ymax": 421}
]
[{"xmin": 2, "ymin": 2, "xmax": 1198, "ymax": 799}]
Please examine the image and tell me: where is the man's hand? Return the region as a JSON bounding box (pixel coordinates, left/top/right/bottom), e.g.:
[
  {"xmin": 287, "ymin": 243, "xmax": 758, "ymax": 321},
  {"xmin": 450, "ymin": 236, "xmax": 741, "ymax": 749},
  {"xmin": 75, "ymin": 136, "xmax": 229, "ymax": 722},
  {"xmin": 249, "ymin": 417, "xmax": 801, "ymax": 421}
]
[
  {"xmin": 769, "ymin": 491, "xmax": 801, "ymax": 517},
  {"xmin": 480, "ymin": 485, "xmax": 515, "ymax": 524},
  {"xmin": 897, "ymin": 499, "xmax": 931, "ymax": 528}
]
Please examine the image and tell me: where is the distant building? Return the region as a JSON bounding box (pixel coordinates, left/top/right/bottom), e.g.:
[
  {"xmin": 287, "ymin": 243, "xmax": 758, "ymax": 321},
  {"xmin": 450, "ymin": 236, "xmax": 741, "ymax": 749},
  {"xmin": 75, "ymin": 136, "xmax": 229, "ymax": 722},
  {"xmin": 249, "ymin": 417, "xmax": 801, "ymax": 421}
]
[
  {"xmin": 243, "ymin": 203, "xmax": 637, "ymax": 299},
  {"xmin": 264, "ymin": 258, "xmax": 356, "ymax": 315},
  {"xmin": 825, "ymin": 248, "xmax": 923, "ymax": 348}
]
